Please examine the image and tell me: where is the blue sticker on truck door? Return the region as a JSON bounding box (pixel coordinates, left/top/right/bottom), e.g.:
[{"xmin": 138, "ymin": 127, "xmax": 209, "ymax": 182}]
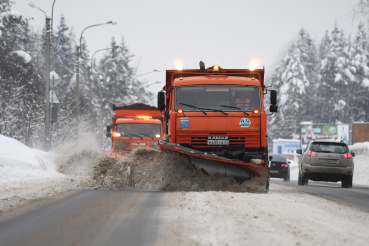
[
  {"xmin": 180, "ymin": 117, "xmax": 189, "ymax": 130},
  {"xmin": 239, "ymin": 118, "xmax": 251, "ymax": 128}
]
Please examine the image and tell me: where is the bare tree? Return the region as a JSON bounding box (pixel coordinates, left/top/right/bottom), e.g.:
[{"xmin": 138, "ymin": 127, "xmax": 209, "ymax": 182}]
[{"xmin": 353, "ymin": 0, "xmax": 369, "ymax": 25}]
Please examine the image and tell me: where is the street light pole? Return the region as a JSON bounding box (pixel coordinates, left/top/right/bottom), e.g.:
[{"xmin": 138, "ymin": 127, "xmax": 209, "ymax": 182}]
[
  {"xmin": 137, "ymin": 81, "xmax": 162, "ymax": 102},
  {"xmin": 130, "ymin": 69, "xmax": 160, "ymax": 87},
  {"xmin": 129, "ymin": 69, "xmax": 159, "ymax": 103},
  {"xmin": 45, "ymin": 17, "xmax": 51, "ymax": 150},
  {"xmin": 88, "ymin": 45, "xmax": 124, "ymax": 116},
  {"xmin": 99, "ymin": 75, "xmax": 104, "ymax": 148},
  {"xmin": 96, "ymin": 54, "xmax": 133, "ymax": 148},
  {"xmin": 75, "ymin": 45, "xmax": 80, "ymax": 137},
  {"xmin": 75, "ymin": 20, "xmax": 117, "ymax": 138},
  {"xmin": 29, "ymin": 1, "xmax": 57, "ymax": 151}
]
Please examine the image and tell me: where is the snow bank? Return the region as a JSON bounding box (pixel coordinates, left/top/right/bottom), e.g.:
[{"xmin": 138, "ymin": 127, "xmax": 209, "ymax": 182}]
[
  {"xmin": 0, "ymin": 134, "xmax": 62, "ymax": 183},
  {"xmin": 349, "ymin": 142, "xmax": 369, "ymax": 156}
]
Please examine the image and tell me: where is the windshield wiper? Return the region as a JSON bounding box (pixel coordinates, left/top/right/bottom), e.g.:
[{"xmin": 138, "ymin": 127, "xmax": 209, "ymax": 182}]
[
  {"xmin": 180, "ymin": 103, "xmax": 229, "ymax": 115},
  {"xmin": 219, "ymin": 105, "xmax": 249, "ymax": 115},
  {"xmin": 179, "ymin": 103, "xmax": 207, "ymax": 115},
  {"xmin": 139, "ymin": 133, "xmax": 155, "ymax": 139},
  {"xmin": 210, "ymin": 109, "xmax": 228, "ymax": 115},
  {"xmin": 125, "ymin": 134, "xmax": 144, "ymax": 139}
]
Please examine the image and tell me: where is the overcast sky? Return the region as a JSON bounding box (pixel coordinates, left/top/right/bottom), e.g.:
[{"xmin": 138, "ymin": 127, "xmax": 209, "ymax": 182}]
[{"xmin": 14, "ymin": 0, "xmax": 361, "ymax": 93}]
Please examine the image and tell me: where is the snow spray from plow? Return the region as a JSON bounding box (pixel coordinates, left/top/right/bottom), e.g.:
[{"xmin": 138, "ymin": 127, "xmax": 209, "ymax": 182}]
[
  {"xmin": 92, "ymin": 148, "xmax": 266, "ymax": 192},
  {"xmin": 53, "ymin": 137, "xmax": 268, "ymax": 192},
  {"xmin": 158, "ymin": 141, "xmax": 270, "ymax": 192}
]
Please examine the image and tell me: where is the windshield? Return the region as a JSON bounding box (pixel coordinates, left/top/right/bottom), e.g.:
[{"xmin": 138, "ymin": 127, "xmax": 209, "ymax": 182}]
[
  {"xmin": 116, "ymin": 123, "xmax": 161, "ymax": 138},
  {"xmin": 309, "ymin": 142, "xmax": 349, "ymax": 154},
  {"xmin": 175, "ymin": 85, "xmax": 261, "ymax": 111}
]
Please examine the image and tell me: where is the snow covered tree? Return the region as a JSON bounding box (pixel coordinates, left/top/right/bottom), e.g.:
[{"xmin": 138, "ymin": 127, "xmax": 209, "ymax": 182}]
[
  {"xmin": 268, "ymin": 28, "xmax": 317, "ymax": 139},
  {"xmin": 319, "ymin": 24, "xmax": 346, "ymax": 123},
  {"xmin": 348, "ymin": 23, "xmax": 369, "ymax": 122},
  {"xmin": 0, "ymin": 1, "xmax": 41, "ymax": 145}
]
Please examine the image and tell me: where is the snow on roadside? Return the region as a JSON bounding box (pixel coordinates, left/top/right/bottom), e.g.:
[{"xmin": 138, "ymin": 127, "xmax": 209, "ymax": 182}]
[
  {"xmin": 162, "ymin": 185, "xmax": 369, "ymax": 245},
  {"xmin": 0, "ymin": 134, "xmax": 63, "ymax": 182},
  {"xmin": 0, "ymin": 134, "xmax": 99, "ymax": 216}
]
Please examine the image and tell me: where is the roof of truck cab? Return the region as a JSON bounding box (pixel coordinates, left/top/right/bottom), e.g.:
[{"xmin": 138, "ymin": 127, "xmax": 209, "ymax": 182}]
[
  {"xmin": 173, "ymin": 76, "xmax": 261, "ymax": 87},
  {"xmin": 116, "ymin": 118, "xmax": 162, "ymax": 124}
]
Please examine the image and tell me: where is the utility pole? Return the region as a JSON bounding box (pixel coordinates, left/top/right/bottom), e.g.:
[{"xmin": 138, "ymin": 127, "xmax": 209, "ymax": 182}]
[
  {"xmin": 99, "ymin": 76, "xmax": 104, "ymax": 148},
  {"xmin": 29, "ymin": 1, "xmax": 58, "ymax": 151},
  {"xmin": 88, "ymin": 67, "xmax": 92, "ymax": 116},
  {"xmin": 45, "ymin": 17, "xmax": 51, "ymax": 150},
  {"xmin": 50, "ymin": 76, "xmax": 54, "ymax": 150},
  {"xmin": 75, "ymin": 45, "xmax": 80, "ymax": 138}
]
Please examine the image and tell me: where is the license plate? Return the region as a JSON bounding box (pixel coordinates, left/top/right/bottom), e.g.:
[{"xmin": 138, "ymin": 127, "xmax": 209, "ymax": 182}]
[
  {"xmin": 207, "ymin": 140, "xmax": 229, "ymax": 145},
  {"xmin": 322, "ymin": 159, "xmax": 337, "ymax": 164},
  {"xmin": 270, "ymin": 170, "xmax": 279, "ymax": 173},
  {"xmin": 207, "ymin": 136, "xmax": 229, "ymax": 146}
]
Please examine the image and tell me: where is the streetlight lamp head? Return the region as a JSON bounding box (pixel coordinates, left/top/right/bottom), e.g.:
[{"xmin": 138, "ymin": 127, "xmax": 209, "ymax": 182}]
[
  {"xmin": 29, "ymin": 2, "xmax": 35, "ymax": 8},
  {"xmin": 154, "ymin": 69, "xmax": 160, "ymax": 72},
  {"xmin": 109, "ymin": 20, "xmax": 117, "ymax": 25},
  {"xmin": 117, "ymin": 45, "xmax": 124, "ymax": 49}
]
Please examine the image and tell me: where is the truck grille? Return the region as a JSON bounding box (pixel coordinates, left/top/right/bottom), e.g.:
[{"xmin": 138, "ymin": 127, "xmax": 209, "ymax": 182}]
[{"xmin": 176, "ymin": 132, "xmax": 260, "ymax": 148}]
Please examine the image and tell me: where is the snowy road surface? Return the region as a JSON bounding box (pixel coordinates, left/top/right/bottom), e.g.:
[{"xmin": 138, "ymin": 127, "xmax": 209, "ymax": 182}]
[
  {"xmin": 1, "ymin": 183, "xmax": 369, "ymax": 246},
  {"xmin": 271, "ymin": 179, "xmax": 369, "ymax": 210}
]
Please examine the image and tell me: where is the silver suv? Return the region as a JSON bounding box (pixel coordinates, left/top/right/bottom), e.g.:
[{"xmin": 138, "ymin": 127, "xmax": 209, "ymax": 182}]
[{"xmin": 296, "ymin": 140, "xmax": 355, "ymax": 188}]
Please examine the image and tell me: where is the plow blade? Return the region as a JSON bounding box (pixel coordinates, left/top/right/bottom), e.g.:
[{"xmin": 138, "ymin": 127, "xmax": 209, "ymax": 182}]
[{"xmin": 158, "ymin": 140, "xmax": 270, "ymax": 192}]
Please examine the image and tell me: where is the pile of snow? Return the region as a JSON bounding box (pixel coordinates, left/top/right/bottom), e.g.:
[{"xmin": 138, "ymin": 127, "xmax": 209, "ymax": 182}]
[
  {"xmin": 0, "ymin": 134, "xmax": 62, "ymax": 183},
  {"xmin": 349, "ymin": 142, "xmax": 369, "ymax": 156}
]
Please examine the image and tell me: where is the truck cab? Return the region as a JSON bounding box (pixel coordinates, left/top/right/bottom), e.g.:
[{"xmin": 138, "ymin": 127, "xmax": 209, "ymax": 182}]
[{"xmin": 107, "ymin": 103, "xmax": 163, "ymax": 155}]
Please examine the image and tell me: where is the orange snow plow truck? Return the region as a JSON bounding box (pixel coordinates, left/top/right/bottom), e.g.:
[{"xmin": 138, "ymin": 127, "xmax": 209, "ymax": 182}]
[
  {"xmin": 106, "ymin": 103, "xmax": 163, "ymax": 155},
  {"xmin": 157, "ymin": 62, "xmax": 278, "ymax": 191}
]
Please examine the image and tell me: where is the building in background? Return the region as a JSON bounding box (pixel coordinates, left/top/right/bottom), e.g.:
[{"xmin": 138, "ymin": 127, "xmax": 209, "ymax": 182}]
[{"xmin": 352, "ymin": 123, "xmax": 369, "ymax": 144}]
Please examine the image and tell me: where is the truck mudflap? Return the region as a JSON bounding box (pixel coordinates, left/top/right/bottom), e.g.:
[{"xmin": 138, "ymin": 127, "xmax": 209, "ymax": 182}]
[{"xmin": 158, "ymin": 140, "xmax": 270, "ymax": 192}]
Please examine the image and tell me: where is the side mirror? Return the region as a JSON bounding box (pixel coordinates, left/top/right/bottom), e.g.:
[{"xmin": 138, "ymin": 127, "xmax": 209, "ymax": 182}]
[
  {"xmin": 296, "ymin": 149, "xmax": 302, "ymax": 155},
  {"xmin": 270, "ymin": 90, "xmax": 277, "ymax": 105},
  {"xmin": 351, "ymin": 152, "xmax": 355, "ymax": 157},
  {"xmin": 269, "ymin": 156, "xmax": 273, "ymax": 161},
  {"xmin": 288, "ymin": 161, "xmax": 291, "ymax": 164},
  {"xmin": 106, "ymin": 125, "xmax": 111, "ymax": 133},
  {"xmin": 157, "ymin": 91, "xmax": 165, "ymax": 111},
  {"xmin": 270, "ymin": 105, "xmax": 278, "ymax": 112}
]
